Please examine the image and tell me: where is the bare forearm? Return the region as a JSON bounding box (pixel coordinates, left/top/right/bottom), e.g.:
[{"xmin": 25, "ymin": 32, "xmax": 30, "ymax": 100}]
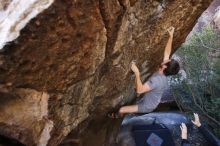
[
  {"xmin": 135, "ymin": 72, "xmax": 144, "ymax": 93},
  {"xmin": 164, "ymin": 35, "xmax": 173, "ymax": 61},
  {"xmin": 131, "ymin": 62, "xmax": 150, "ymax": 93}
]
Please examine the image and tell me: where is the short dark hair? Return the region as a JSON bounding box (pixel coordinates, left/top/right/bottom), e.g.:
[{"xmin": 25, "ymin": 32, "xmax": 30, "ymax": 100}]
[{"xmin": 163, "ymin": 59, "xmax": 180, "ymax": 76}]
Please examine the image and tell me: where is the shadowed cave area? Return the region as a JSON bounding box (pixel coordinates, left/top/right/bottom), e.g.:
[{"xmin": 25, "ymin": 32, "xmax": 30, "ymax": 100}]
[{"xmin": 0, "ymin": 135, "xmax": 25, "ymax": 146}]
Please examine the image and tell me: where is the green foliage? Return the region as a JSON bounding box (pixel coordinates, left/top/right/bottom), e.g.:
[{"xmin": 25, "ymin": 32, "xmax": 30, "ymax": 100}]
[{"xmin": 172, "ymin": 26, "xmax": 220, "ymax": 137}]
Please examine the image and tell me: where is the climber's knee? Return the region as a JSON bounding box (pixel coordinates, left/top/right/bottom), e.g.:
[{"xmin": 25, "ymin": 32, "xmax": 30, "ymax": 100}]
[{"xmin": 119, "ymin": 105, "xmax": 138, "ymax": 114}]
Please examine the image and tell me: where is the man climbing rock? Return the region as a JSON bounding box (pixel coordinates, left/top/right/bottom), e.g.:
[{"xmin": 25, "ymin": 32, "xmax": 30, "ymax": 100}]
[{"xmin": 110, "ymin": 27, "xmax": 180, "ymax": 117}]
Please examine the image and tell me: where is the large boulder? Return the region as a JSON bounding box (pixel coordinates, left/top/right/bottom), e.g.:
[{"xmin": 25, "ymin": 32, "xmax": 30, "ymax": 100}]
[
  {"xmin": 186, "ymin": 0, "xmax": 220, "ymax": 39},
  {"xmin": 0, "ymin": 0, "xmax": 213, "ymax": 145},
  {"xmin": 214, "ymin": 6, "xmax": 220, "ymax": 30}
]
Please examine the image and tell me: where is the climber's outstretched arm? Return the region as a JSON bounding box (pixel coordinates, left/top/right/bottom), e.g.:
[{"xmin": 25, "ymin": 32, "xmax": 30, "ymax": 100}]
[
  {"xmin": 131, "ymin": 62, "xmax": 151, "ymax": 94},
  {"xmin": 163, "ymin": 27, "xmax": 175, "ymax": 62}
]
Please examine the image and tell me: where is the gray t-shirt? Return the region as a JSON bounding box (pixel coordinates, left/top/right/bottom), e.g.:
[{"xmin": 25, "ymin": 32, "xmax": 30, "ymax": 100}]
[{"xmin": 138, "ymin": 72, "xmax": 168, "ymax": 112}]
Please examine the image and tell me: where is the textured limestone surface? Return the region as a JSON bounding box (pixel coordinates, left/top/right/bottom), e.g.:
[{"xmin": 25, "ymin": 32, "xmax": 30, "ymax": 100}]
[{"xmin": 0, "ymin": 0, "xmax": 213, "ymax": 146}]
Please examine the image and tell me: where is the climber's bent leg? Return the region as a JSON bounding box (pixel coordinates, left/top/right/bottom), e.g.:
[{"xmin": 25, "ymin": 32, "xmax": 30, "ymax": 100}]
[{"xmin": 119, "ymin": 105, "xmax": 138, "ymax": 115}]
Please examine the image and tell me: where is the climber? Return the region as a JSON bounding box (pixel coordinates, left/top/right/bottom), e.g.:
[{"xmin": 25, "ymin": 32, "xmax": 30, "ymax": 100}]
[
  {"xmin": 180, "ymin": 113, "xmax": 220, "ymax": 146},
  {"xmin": 109, "ymin": 26, "xmax": 180, "ymax": 118}
]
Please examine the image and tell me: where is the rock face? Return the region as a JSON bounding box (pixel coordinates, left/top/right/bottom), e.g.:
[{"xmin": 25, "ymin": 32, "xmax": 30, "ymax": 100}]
[
  {"xmin": 187, "ymin": 0, "xmax": 220, "ymax": 39},
  {"xmin": 0, "ymin": 88, "xmax": 53, "ymax": 146},
  {"xmin": 0, "ymin": 0, "xmax": 212, "ymax": 146},
  {"xmin": 214, "ymin": 6, "xmax": 220, "ymax": 30},
  {"xmin": 0, "ymin": 0, "xmax": 54, "ymax": 49}
]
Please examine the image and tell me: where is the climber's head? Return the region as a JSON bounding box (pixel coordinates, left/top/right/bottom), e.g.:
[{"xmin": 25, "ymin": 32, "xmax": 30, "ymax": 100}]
[{"xmin": 161, "ymin": 59, "xmax": 180, "ymax": 76}]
